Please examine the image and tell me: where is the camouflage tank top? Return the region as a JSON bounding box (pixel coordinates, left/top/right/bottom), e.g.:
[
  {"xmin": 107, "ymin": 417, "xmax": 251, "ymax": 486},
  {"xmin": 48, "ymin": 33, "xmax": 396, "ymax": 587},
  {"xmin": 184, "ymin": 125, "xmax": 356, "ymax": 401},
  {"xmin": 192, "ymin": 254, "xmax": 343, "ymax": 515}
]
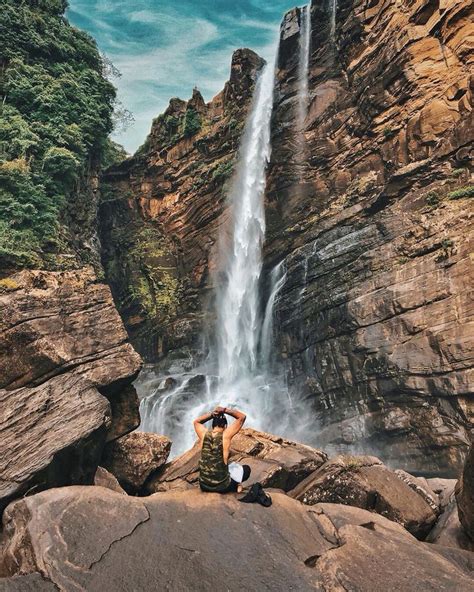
[{"xmin": 199, "ymin": 431, "xmax": 231, "ymax": 492}]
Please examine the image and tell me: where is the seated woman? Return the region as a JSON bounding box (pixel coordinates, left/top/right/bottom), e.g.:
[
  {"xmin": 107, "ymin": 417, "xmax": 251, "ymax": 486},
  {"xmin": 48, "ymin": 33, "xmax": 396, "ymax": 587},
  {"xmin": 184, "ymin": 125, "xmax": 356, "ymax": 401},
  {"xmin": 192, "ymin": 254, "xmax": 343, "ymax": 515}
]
[{"xmin": 193, "ymin": 406, "xmax": 251, "ymax": 493}]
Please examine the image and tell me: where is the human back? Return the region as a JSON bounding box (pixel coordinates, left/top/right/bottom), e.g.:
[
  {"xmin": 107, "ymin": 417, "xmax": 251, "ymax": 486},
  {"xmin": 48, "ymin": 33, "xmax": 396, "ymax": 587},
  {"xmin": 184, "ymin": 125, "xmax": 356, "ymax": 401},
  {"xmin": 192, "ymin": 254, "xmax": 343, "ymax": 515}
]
[
  {"xmin": 198, "ymin": 430, "xmax": 232, "ymax": 492},
  {"xmin": 193, "ymin": 406, "xmax": 247, "ymax": 493}
]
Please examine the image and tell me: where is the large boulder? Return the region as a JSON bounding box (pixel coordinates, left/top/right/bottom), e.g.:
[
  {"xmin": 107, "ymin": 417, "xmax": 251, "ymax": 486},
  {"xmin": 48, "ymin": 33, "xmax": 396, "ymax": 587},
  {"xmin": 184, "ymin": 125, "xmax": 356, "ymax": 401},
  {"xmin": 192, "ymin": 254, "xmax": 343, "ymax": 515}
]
[
  {"xmin": 146, "ymin": 428, "xmax": 328, "ymax": 493},
  {"xmin": 456, "ymin": 444, "xmax": 474, "ymax": 541},
  {"xmin": 0, "ymin": 268, "xmax": 142, "ymax": 510},
  {"xmin": 102, "ymin": 432, "xmax": 171, "ymax": 493},
  {"xmin": 0, "ymin": 487, "xmax": 472, "ymax": 591},
  {"xmin": 0, "ymin": 268, "xmax": 142, "ymax": 437},
  {"xmin": 289, "ymin": 455, "xmax": 438, "ymax": 538},
  {"xmin": 0, "ymin": 374, "xmax": 110, "ymax": 512}
]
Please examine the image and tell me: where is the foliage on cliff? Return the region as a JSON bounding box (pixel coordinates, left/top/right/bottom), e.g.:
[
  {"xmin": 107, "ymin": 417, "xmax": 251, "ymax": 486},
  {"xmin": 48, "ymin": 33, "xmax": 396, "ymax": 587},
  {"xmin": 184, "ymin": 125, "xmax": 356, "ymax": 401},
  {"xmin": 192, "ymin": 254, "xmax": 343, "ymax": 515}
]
[{"xmin": 0, "ymin": 0, "xmax": 116, "ymax": 268}]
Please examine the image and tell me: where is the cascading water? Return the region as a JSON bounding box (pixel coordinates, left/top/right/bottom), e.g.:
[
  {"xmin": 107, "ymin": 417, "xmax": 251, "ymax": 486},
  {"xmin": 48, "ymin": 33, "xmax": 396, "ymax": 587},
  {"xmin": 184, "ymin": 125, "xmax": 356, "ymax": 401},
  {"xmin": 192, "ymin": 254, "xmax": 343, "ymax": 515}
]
[
  {"xmin": 330, "ymin": 0, "xmax": 337, "ymax": 41},
  {"xmin": 215, "ymin": 58, "xmax": 275, "ymax": 384},
  {"xmin": 137, "ymin": 24, "xmax": 316, "ymax": 458},
  {"xmin": 296, "ymin": 4, "xmax": 311, "ymax": 133}
]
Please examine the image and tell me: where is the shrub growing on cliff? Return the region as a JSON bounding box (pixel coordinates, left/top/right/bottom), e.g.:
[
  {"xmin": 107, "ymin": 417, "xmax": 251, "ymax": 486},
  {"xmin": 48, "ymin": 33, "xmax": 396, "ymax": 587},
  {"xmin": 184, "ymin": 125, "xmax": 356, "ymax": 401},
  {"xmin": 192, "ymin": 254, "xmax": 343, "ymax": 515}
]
[
  {"xmin": 447, "ymin": 186, "xmax": 474, "ymax": 200},
  {"xmin": 211, "ymin": 160, "xmax": 234, "ymax": 183},
  {"xmin": 0, "ymin": 0, "xmax": 116, "ymax": 268},
  {"xmin": 183, "ymin": 108, "xmax": 202, "ymax": 138}
]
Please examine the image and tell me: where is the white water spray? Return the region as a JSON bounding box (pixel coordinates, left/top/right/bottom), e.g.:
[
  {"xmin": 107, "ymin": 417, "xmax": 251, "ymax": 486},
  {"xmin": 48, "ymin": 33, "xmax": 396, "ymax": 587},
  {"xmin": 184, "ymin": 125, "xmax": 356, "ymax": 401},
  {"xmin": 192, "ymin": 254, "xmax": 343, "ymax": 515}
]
[{"xmin": 216, "ymin": 59, "xmax": 275, "ymax": 383}]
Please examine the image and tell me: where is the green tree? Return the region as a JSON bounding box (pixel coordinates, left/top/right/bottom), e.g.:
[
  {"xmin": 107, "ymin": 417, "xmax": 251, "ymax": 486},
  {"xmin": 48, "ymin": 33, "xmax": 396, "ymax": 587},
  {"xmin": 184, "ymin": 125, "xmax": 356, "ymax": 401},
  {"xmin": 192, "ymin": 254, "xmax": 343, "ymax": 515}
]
[{"xmin": 0, "ymin": 0, "xmax": 116, "ymax": 268}]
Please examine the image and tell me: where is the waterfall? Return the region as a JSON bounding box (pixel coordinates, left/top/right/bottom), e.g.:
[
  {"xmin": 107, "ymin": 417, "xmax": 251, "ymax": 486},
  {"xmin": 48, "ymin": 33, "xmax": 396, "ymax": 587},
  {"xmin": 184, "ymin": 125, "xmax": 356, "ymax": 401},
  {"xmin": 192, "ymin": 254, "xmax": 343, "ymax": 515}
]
[
  {"xmin": 216, "ymin": 58, "xmax": 276, "ymax": 383},
  {"xmin": 260, "ymin": 261, "xmax": 286, "ymax": 369},
  {"xmin": 296, "ymin": 4, "xmax": 311, "ymax": 133},
  {"xmin": 137, "ymin": 28, "xmax": 317, "ymax": 458},
  {"xmin": 330, "ymin": 0, "xmax": 337, "ymax": 40}
]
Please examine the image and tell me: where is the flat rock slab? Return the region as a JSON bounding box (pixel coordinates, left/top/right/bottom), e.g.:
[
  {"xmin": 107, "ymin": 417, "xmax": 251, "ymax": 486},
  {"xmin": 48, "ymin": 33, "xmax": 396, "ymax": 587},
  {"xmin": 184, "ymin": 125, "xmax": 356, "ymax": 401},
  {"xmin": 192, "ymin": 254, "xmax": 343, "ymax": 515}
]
[
  {"xmin": 0, "ymin": 374, "xmax": 110, "ymax": 512},
  {"xmin": 289, "ymin": 455, "xmax": 438, "ymax": 538},
  {"xmin": 0, "ymin": 487, "xmax": 472, "ymax": 591},
  {"xmin": 147, "ymin": 428, "xmax": 327, "ymax": 493},
  {"xmin": 0, "ymin": 268, "xmax": 141, "ymax": 391}
]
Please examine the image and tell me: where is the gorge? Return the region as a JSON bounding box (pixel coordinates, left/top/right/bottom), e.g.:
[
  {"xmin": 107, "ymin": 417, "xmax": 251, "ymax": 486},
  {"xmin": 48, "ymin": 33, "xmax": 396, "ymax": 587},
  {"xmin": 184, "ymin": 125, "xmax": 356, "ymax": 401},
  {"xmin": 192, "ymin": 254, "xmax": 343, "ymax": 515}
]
[
  {"xmin": 0, "ymin": 0, "xmax": 473, "ymax": 589},
  {"xmin": 101, "ymin": 0, "xmax": 473, "ymax": 475}
]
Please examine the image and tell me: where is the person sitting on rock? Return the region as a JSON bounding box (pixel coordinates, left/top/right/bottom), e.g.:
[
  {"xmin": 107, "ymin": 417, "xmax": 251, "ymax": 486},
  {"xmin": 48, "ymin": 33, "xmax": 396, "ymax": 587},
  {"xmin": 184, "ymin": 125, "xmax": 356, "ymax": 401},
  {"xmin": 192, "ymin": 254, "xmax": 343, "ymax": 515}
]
[{"xmin": 194, "ymin": 406, "xmax": 251, "ymax": 493}]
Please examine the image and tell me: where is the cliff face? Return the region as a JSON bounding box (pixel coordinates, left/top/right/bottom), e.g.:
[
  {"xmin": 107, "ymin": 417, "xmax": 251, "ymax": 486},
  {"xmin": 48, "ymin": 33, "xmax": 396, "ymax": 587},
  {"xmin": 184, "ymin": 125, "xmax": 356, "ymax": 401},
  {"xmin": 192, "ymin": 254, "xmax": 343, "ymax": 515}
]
[
  {"xmin": 98, "ymin": 0, "xmax": 472, "ymax": 474},
  {"xmin": 99, "ymin": 50, "xmax": 264, "ymax": 361},
  {"xmin": 265, "ymin": 0, "xmax": 473, "ymax": 474}
]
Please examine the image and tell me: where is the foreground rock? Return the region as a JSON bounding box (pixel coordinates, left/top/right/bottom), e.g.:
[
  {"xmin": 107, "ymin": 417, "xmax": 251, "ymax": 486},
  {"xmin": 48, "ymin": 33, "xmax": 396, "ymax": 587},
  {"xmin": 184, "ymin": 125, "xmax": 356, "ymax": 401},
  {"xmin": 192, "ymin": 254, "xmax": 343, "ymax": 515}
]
[
  {"xmin": 0, "ymin": 487, "xmax": 472, "ymax": 591},
  {"xmin": 102, "ymin": 432, "xmax": 171, "ymax": 493},
  {"xmin": 146, "ymin": 428, "xmax": 328, "ymax": 493},
  {"xmin": 456, "ymin": 444, "xmax": 474, "ymax": 541},
  {"xmin": 289, "ymin": 455, "xmax": 438, "ymax": 538},
  {"xmin": 0, "ymin": 268, "xmax": 142, "ymax": 510},
  {"xmin": 93, "ymin": 467, "xmax": 126, "ymax": 495},
  {"xmin": 0, "ymin": 374, "xmax": 110, "ymax": 512}
]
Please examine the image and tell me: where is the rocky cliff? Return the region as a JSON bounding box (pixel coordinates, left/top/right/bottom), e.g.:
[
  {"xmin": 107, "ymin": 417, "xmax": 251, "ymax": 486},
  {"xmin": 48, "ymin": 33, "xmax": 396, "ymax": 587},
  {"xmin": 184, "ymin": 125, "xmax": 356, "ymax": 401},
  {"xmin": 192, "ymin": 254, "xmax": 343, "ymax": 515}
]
[
  {"xmin": 1, "ymin": 431, "xmax": 473, "ymax": 590},
  {"xmin": 264, "ymin": 0, "xmax": 473, "ymax": 475},
  {"xmin": 100, "ymin": 49, "xmax": 264, "ymax": 361},
  {"xmin": 99, "ymin": 0, "xmax": 473, "ymax": 476}
]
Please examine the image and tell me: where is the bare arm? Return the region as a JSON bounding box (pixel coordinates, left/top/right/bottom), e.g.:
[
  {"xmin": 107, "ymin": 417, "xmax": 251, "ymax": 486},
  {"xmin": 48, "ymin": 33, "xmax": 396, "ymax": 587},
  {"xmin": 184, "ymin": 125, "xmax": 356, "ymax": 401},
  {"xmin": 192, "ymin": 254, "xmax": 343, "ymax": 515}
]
[
  {"xmin": 193, "ymin": 410, "xmax": 214, "ymax": 440},
  {"xmin": 223, "ymin": 407, "xmax": 246, "ymax": 438}
]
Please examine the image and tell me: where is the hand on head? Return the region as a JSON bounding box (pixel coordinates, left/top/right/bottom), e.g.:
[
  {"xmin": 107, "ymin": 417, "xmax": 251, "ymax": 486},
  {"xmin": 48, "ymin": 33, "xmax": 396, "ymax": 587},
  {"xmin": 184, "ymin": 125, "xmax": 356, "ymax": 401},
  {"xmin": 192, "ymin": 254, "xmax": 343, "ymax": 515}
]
[{"xmin": 212, "ymin": 406, "xmax": 226, "ymax": 417}]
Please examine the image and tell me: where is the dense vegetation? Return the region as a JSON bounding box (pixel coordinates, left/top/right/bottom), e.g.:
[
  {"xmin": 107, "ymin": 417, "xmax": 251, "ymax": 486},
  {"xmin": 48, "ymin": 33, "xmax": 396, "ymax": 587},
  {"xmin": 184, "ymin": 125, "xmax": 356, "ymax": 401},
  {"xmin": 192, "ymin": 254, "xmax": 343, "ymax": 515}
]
[{"xmin": 0, "ymin": 0, "xmax": 116, "ymax": 268}]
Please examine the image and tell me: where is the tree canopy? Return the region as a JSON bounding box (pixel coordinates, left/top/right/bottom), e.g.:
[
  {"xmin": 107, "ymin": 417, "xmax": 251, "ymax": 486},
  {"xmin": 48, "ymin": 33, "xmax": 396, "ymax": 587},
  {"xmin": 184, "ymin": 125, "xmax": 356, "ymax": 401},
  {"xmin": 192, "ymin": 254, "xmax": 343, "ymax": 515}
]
[{"xmin": 0, "ymin": 0, "xmax": 116, "ymax": 267}]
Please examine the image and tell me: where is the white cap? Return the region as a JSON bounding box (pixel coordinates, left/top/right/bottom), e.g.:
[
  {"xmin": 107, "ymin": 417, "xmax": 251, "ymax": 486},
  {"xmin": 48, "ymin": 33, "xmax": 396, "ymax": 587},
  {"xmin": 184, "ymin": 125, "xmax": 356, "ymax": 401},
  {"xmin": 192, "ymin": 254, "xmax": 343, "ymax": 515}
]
[{"xmin": 228, "ymin": 462, "xmax": 244, "ymax": 483}]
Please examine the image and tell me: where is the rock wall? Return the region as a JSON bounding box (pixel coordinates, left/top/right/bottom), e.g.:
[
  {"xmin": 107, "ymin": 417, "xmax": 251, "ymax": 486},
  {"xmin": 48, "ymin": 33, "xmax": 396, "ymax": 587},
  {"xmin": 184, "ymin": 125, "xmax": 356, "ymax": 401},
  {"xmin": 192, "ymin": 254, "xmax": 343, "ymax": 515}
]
[
  {"xmin": 99, "ymin": 49, "xmax": 265, "ymax": 361},
  {"xmin": 0, "ymin": 268, "xmax": 142, "ymax": 511},
  {"xmin": 96, "ymin": 0, "xmax": 473, "ymax": 475},
  {"xmin": 264, "ymin": 0, "xmax": 473, "ymax": 475}
]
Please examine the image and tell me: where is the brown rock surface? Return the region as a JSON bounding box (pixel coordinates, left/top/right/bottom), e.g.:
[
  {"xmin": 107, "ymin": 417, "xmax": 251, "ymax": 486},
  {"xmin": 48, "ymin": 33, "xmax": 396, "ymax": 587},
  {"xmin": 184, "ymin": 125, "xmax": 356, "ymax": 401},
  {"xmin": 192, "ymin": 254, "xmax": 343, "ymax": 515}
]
[
  {"xmin": 0, "ymin": 487, "xmax": 472, "ymax": 591},
  {"xmin": 289, "ymin": 455, "xmax": 438, "ymax": 538},
  {"xmin": 263, "ymin": 0, "xmax": 474, "ymax": 475},
  {"xmin": 0, "ymin": 268, "xmax": 142, "ymax": 438},
  {"xmin": 93, "ymin": 467, "xmax": 126, "ymax": 495},
  {"xmin": 0, "ymin": 374, "xmax": 110, "ymax": 512},
  {"xmin": 0, "ymin": 267, "xmax": 142, "ymax": 510},
  {"xmin": 146, "ymin": 428, "xmax": 328, "ymax": 493},
  {"xmin": 426, "ymin": 496, "xmax": 474, "ymax": 551},
  {"xmin": 456, "ymin": 444, "xmax": 474, "ymax": 541},
  {"xmin": 102, "ymin": 432, "xmax": 171, "ymax": 493},
  {"xmin": 99, "ymin": 49, "xmax": 265, "ymax": 361}
]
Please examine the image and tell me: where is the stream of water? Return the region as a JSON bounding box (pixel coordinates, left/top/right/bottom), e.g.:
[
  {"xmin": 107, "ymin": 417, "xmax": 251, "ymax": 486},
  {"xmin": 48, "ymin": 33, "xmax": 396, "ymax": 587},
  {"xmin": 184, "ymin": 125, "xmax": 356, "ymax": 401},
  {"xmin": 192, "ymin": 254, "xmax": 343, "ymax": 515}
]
[{"xmin": 138, "ymin": 19, "xmax": 316, "ymax": 458}]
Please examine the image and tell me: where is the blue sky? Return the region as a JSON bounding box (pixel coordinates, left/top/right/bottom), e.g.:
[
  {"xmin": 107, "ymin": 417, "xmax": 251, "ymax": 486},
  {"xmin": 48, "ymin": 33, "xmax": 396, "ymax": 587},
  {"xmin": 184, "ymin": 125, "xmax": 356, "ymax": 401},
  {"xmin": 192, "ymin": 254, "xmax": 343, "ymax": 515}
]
[{"xmin": 67, "ymin": 1, "xmax": 299, "ymax": 153}]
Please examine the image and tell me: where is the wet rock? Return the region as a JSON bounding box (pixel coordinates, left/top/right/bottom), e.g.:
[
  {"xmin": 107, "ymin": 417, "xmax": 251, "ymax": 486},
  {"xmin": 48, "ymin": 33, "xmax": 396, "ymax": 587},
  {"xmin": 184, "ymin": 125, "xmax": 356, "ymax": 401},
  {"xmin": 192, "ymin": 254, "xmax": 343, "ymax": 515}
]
[
  {"xmin": 93, "ymin": 467, "xmax": 126, "ymax": 495},
  {"xmin": 1, "ymin": 487, "xmax": 472, "ymax": 591},
  {"xmin": 289, "ymin": 455, "xmax": 438, "ymax": 538},
  {"xmin": 427, "ymin": 478, "xmax": 457, "ymax": 509},
  {"xmin": 456, "ymin": 444, "xmax": 474, "ymax": 541},
  {"xmin": 102, "ymin": 432, "xmax": 171, "ymax": 494},
  {"xmin": 0, "ymin": 374, "xmax": 110, "ymax": 512},
  {"xmin": 264, "ymin": 0, "xmax": 474, "ymax": 475},
  {"xmin": 146, "ymin": 428, "xmax": 327, "ymax": 493}
]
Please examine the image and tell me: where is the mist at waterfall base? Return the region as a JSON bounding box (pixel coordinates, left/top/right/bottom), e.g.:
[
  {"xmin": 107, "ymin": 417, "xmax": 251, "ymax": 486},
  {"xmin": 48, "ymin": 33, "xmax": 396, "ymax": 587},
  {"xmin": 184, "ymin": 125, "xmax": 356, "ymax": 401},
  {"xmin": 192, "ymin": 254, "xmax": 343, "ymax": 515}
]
[{"xmin": 137, "ymin": 9, "xmax": 316, "ymax": 458}]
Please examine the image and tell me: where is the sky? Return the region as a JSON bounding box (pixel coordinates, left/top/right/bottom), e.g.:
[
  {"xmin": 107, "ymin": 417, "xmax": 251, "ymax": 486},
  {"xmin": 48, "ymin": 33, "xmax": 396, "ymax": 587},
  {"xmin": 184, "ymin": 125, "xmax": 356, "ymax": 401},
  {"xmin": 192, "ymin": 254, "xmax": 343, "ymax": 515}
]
[{"xmin": 67, "ymin": 0, "xmax": 299, "ymax": 153}]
